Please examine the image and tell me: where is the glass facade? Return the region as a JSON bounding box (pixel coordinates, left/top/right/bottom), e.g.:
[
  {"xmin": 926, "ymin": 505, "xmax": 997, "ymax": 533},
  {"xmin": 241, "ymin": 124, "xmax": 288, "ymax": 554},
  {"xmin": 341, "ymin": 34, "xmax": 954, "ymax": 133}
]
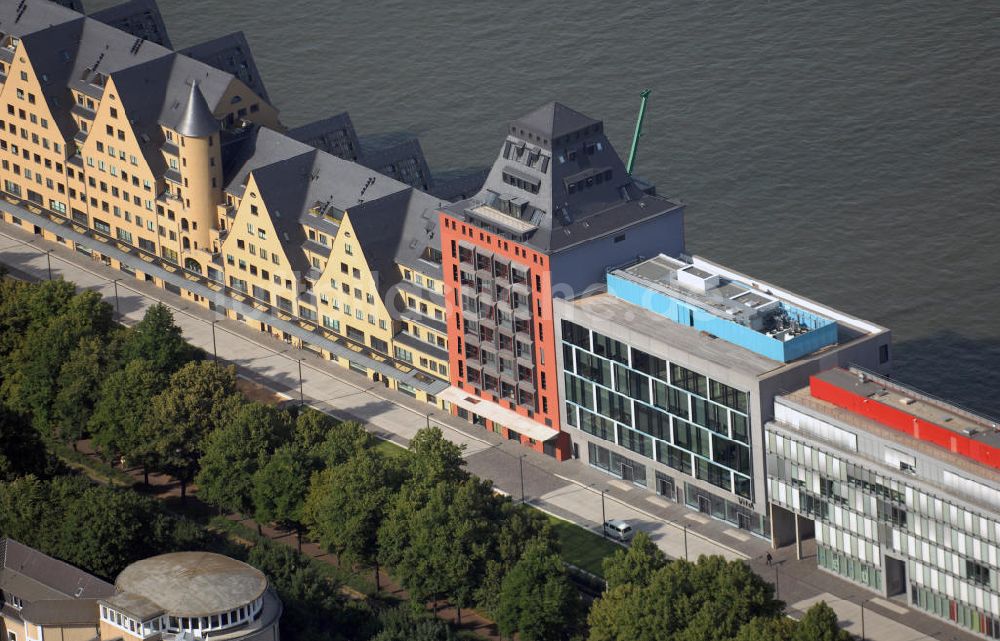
[
  {"xmin": 562, "ymin": 320, "xmax": 767, "ymax": 536},
  {"xmin": 768, "ymin": 427, "xmax": 1000, "ymax": 638}
]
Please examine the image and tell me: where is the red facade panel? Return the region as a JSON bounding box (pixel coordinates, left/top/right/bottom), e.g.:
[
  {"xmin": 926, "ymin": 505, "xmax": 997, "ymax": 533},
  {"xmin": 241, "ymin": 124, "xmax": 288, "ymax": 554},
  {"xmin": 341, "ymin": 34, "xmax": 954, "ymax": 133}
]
[
  {"xmin": 439, "ymin": 212, "xmax": 569, "ymax": 459},
  {"xmin": 810, "ymin": 374, "xmax": 1000, "ymax": 471}
]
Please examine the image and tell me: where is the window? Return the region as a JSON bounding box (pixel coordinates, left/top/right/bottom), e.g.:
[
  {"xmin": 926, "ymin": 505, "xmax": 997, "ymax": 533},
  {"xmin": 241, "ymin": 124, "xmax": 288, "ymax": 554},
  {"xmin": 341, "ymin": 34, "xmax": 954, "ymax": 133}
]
[
  {"xmin": 879, "ymin": 344, "xmax": 890, "ymax": 364},
  {"xmin": 345, "ymin": 243, "xmax": 353, "ymax": 255}
]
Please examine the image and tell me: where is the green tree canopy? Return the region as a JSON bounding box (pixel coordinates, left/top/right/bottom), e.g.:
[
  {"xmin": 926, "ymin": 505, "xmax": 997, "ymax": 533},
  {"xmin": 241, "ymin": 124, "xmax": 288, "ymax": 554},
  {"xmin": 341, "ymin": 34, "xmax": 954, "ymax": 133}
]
[
  {"xmin": 196, "ymin": 401, "xmax": 292, "ymax": 516},
  {"xmin": 294, "ymin": 407, "xmax": 341, "ymax": 451},
  {"xmin": 406, "ymin": 427, "xmax": 467, "ymax": 488},
  {"xmin": 370, "ymin": 607, "xmax": 456, "ymax": 641},
  {"xmin": 602, "ymin": 530, "xmax": 669, "ymax": 589},
  {"xmin": 733, "ymin": 616, "xmax": 798, "ymax": 641},
  {"xmin": 51, "ymin": 336, "xmax": 105, "ymax": 447},
  {"xmin": 0, "ymin": 409, "xmax": 52, "ymax": 481},
  {"xmin": 312, "ymin": 419, "xmax": 374, "ymax": 466},
  {"xmin": 150, "ymin": 361, "xmax": 240, "ymax": 499},
  {"xmin": 89, "ymin": 358, "xmax": 165, "ymax": 481},
  {"xmin": 793, "ymin": 601, "xmax": 851, "ymax": 641},
  {"xmin": 252, "ymin": 443, "xmax": 317, "ymax": 548},
  {"xmin": 495, "ymin": 538, "xmax": 580, "ymax": 641},
  {"xmin": 588, "ymin": 555, "xmax": 783, "ymax": 641},
  {"xmin": 378, "ymin": 477, "xmax": 500, "ymax": 622},
  {"xmin": 118, "ymin": 303, "xmax": 198, "ymax": 375},
  {"xmin": 304, "ymin": 448, "xmax": 402, "ymax": 590}
]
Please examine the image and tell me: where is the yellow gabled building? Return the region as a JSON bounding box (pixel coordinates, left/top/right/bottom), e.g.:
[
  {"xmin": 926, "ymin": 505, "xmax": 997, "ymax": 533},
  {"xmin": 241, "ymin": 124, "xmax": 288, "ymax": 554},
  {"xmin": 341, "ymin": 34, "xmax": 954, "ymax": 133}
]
[{"xmin": 0, "ymin": 1, "xmax": 453, "ymax": 405}]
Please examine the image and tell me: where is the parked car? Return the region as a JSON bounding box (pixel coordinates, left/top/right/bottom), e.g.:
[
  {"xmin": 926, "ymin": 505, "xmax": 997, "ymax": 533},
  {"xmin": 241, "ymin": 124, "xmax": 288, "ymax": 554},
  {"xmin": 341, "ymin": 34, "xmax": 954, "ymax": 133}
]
[{"xmin": 603, "ymin": 519, "xmax": 635, "ymax": 542}]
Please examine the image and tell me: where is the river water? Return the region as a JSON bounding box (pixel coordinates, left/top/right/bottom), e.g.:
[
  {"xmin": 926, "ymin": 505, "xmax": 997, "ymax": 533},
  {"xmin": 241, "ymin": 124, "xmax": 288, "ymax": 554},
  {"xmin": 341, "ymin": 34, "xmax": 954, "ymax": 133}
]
[{"xmin": 91, "ymin": 0, "xmax": 1000, "ymax": 415}]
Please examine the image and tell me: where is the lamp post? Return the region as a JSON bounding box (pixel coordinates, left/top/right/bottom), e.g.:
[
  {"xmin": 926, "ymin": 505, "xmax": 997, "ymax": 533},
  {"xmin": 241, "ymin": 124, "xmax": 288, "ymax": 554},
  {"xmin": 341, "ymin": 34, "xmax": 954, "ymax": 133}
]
[
  {"xmin": 45, "ymin": 249, "xmax": 52, "ymax": 280},
  {"xmin": 426, "ymin": 413, "xmax": 431, "ymax": 429},
  {"xmin": 298, "ymin": 358, "xmax": 305, "ymax": 405},
  {"xmin": 774, "ymin": 564, "xmax": 780, "ymax": 600},
  {"xmin": 519, "ymin": 454, "xmax": 525, "ymax": 504},
  {"xmin": 601, "ymin": 489, "xmax": 607, "ymax": 538},
  {"xmin": 112, "ymin": 279, "xmax": 121, "ymax": 322},
  {"xmin": 860, "ymin": 598, "xmax": 872, "ymax": 641},
  {"xmin": 211, "ymin": 320, "xmax": 219, "ymax": 362},
  {"xmin": 683, "ymin": 525, "xmax": 689, "ymax": 561}
]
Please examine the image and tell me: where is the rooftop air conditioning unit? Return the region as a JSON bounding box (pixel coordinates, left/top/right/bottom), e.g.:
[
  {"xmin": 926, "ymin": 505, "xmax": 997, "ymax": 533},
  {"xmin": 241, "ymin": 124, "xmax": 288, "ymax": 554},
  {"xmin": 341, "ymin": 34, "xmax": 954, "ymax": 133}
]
[{"xmin": 900, "ymin": 397, "xmax": 916, "ymax": 406}]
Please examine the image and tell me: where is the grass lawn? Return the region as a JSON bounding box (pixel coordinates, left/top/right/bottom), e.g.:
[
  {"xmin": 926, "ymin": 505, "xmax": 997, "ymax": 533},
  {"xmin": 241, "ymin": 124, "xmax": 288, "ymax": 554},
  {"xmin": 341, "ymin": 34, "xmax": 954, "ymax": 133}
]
[
  {"xmin": 546, "ymin": 514, "xmax": 622, "ymax": 577},
  {"xmin": 373, "ymin": 437, "xmax": 411, "ymax": 460}
]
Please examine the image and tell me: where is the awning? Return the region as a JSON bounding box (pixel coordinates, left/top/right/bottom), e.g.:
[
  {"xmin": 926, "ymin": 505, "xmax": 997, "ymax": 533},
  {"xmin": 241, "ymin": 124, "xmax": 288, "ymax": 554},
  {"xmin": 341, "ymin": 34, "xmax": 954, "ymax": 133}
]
[{"xmin": 439, "ymin": 387, "xmax": 560, "ymax": 442}]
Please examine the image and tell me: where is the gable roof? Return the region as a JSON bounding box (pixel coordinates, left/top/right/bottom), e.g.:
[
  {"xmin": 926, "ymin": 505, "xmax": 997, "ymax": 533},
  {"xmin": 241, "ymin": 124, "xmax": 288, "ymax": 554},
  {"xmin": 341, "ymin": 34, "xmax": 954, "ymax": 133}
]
[
  {"xmin": 180, "ymin": 31, "xmax": 269, "ymax": 101},
  {"xmin": 0, "ymin": 538, "xmax": 114, "ymax": 603},
  {"xmin": 90, "ymin": 0, "xmax": 173, "ymax": 48},
  {"xmin": 288, "ymin": 112, "xmax": 360, "ymax": 162}
]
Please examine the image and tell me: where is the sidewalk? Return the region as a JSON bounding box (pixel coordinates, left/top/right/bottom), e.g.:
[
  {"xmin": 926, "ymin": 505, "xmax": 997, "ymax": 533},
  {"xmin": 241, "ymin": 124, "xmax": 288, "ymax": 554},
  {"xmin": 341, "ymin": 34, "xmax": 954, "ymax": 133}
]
[{"xmin": 0, "ymin": 224, "xmax": 982, "ymax": 641}]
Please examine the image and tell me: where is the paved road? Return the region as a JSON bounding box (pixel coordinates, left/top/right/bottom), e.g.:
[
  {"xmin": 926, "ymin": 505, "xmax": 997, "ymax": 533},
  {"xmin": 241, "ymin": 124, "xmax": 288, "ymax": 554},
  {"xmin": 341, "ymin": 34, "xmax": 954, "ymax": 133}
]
[{"xmin": 0, "ymin": 224, "xmax": 979, "ymax": 641}]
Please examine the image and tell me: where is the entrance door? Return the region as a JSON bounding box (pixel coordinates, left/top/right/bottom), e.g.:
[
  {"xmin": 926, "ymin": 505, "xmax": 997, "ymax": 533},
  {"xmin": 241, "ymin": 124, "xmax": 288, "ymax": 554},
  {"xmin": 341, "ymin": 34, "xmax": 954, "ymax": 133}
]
[
  {"xmin": 885, "ymin": 555, "xmax": 907, "ymax": 597},
  {"xmin": 698, "ymin": 495, "xmax": 711, "ymax": 514},
  {"xmin": 737, "ymin": 512, "xmax": 751, "ymax": 531},
  {"xmin": 621, "ymin": 463, "xmax": 634, "ymax": 483}
]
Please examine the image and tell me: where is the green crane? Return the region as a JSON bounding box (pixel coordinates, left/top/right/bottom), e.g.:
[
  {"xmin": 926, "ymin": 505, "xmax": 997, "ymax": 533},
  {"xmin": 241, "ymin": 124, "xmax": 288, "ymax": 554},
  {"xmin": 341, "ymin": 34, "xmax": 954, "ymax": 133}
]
[{"xmin": 625, "ymin": 89, "xmax": 652, "ymax": 176}]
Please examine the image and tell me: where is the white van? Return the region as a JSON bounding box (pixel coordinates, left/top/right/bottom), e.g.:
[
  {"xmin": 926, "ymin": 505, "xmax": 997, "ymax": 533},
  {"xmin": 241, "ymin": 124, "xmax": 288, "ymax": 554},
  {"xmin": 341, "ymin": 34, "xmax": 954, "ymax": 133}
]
[{"xmin": 603, "ymin": 519, "xmax": 635, "ymax": 542}]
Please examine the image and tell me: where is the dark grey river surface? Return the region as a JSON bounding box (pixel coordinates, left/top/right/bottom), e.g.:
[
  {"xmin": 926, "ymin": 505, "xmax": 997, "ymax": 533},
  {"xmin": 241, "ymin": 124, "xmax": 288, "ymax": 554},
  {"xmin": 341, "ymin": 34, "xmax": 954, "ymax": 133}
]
[{"xmin": 91, "ymin": 0, "xmax": 1000, "ymax": 415}]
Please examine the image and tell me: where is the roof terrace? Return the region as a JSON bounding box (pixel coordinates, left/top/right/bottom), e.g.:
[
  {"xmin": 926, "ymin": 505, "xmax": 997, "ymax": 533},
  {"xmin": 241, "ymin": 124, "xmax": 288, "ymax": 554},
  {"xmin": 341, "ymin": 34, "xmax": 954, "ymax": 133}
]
[{"xmin": 608, "ymin": 254, "xmax": 839, "ymax": 362}]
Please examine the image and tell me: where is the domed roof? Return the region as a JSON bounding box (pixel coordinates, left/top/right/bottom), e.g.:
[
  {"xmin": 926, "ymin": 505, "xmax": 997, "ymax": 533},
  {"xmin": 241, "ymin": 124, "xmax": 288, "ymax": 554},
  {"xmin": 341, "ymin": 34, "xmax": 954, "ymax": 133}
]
[{"xmin": 115, "ymin": 552, "xmax": 266, "ymax": 618}]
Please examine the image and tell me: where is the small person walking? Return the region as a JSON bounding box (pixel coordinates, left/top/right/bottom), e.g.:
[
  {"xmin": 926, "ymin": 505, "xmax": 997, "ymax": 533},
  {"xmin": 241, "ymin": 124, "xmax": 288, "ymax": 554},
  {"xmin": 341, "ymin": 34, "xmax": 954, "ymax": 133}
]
[{"xmin": 766, "ymin": 552, "xmax": 773, "ymax": 566}]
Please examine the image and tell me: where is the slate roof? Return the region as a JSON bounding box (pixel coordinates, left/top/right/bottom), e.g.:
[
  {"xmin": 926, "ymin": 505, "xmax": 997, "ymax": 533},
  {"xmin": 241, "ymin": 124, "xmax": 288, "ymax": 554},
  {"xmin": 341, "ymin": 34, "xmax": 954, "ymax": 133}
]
[
  {"xmin": 90, "ymin": 0, "xmax": 172, "ymax": 48},
  {"xmin": 224, "ymin": 127, "xmax": 446, "ymax": 285},
  {"xmin": 359, "ymin": 137, "xmax": 433, "ymax": 192},
  {"xmin": 175, "ymin": 80, "xmax": 219, "ymax": 137},
  {"xmin": 287, "ymin": 113, "xmax": 361, "ymax": 162},
  {"xmin": 19, "ymin": 598, "xmax": 102, "ymax": 625},
  {"xmin": 511, "ymin": 101, "xmax": 601, "ymax": 148},
  {"xmin": 443, "ymin": 101, "xmax": 682, "ymax": 254},
  {"xmin": 2, "ymin": 0, "xmax": 271, "ymax": 160},
  {"xmin": 181, "ymin": 31, "xmax": 269, "ymax": 101},
  {"xmin": 0, "ymin": 538, "xmax": 114, "ymax": 604}
]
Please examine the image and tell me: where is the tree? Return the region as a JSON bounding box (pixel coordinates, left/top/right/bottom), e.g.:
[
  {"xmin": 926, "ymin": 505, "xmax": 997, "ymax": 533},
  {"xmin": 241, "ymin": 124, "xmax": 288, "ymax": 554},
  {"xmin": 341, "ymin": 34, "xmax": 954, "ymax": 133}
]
[
  {"xmin": 602, "ymin": 530, "xmax": 668, "ymax": 589},
  {"xmin": 150, "ymin": 361, "xmax": 240, "ymax": 500},
  {"xmin": 119, "ymin": 303, "xmax": 197, "ymax": 375},
  {"xmin": 89, "ymin": 359, "xmax": 164, "ymax": 483},
  {"xmin": 588, "ymin": 555, "xmax": 783, "ymax": 641},
  {"xmin": 734, "ymin": 616, "xmax": 798, "ymax": 641},
  {"xmin": 293, "ymin": 407, "xmax": 340, "ymax": 451},
  {"xmin": 303, "ymin": 448, "xmax": 402, "ymax": 590},
  {"xmin": 252, "ymin": 444, "xmax": 316, "ymax": 550},
  {"xmin": 196, "ymin": 402, "xmax": 292, "ymax": 517},
  {"xmin": 407, "ymin": 426, "xmax": 467, "ymax": 487},
  {"xmin": 371, "ymin": 607, "xmax": 456, "ymax": 641},
  {"xmin": 247, "ymin": 543, "xmax": 352, "ymax": 641},
  {"xmin": 494, "ymin": 539, "xmax": 580, "ymax": 641},
  {"xmin": 51, "ymin": 337, "xmax": 105, "ymax": 448},
  {"xmin": 379, "ymin": 477, "xmax": 500, "ymax": 623},
  {"xmin": 793, "ymin": 601, "xmax": 851, "ymax": 641},
  {"xmin": 2, "ymin": 290, "xmax": 112, "ymax": 434},
  {"xmin": 0, "ymin": 408, "xmax": 51, "ymax": 481},
  {"xmin": 477, "ymin": 502, "xmax": 555, "ymax": 615},
  {"xmin": 312, "ymin": 419, "xmax": 374, "ymax": 466}
]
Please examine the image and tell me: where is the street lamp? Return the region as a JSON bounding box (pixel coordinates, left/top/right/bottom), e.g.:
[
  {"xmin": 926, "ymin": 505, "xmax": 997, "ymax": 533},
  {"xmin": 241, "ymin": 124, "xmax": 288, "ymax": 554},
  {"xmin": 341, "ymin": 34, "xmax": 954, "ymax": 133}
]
[
  {"xmin": 298, "ymin": 358, "xmax": 305, "ymax": 405},
  {"xmin": 112, "ymin": 278, "xmax": 121, "ymax": 322},
  {"xmin": 774, "ymin": 564, "xmax": 780, "ymax": 600},
  {"xmin": 211, "ymin": 320, "xmax": 219, "ymax": 362},
  {"xmin": 601, "ymin": 489, "xmax": 607, "ymax": 538},
  {"xmin": 45, "ymin": 249, "xmax": 52, "ymax": 280},
  {"xmin": 519, "ymin": 454, "xmax": 525, "ymax": 504},
  {"xmin": 683, "ymin": 525, "xmax": 689, "ymax": 561},
  {"xmin": 860, "ymin": 597, "xmax": 872, "ymax": 641},
  {"xmin": 425, "ymin": 413, "xmax": 431, "ymax": 429}
]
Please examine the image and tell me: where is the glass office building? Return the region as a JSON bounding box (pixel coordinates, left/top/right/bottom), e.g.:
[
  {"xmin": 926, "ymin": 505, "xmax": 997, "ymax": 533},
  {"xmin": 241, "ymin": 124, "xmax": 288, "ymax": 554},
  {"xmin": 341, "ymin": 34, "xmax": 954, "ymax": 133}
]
[{"xmin": 768, "ymin": 368, "xmax": 1000, "ymax": 639}]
